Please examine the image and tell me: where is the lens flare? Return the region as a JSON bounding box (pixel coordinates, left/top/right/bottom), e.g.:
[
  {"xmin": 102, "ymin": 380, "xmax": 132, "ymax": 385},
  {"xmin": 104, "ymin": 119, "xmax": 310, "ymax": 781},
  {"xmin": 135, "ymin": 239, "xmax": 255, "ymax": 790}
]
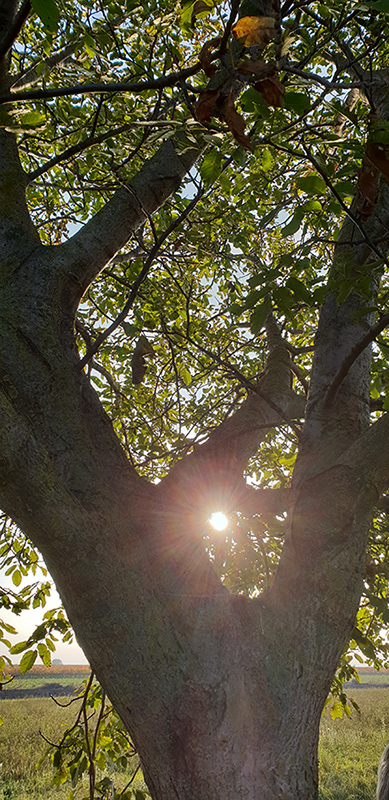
[{"xmin": 209, "ymin": 512, "xmax": 228, "ymax": 531}]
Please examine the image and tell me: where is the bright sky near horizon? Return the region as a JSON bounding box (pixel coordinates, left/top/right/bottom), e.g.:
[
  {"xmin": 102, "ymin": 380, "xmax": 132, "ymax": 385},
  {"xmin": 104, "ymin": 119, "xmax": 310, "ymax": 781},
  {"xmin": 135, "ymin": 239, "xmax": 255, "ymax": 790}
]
[{"xmin": 1, "ymin": 570, "xmax": 88, "ymax": 665}]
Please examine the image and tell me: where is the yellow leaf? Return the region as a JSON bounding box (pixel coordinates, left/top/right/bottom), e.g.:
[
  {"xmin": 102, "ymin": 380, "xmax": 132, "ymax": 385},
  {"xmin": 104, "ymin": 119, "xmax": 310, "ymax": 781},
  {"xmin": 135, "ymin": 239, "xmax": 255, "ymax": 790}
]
[{"xmin": 232, "ymin": 16, "xmax": 275, "ymax": 48}]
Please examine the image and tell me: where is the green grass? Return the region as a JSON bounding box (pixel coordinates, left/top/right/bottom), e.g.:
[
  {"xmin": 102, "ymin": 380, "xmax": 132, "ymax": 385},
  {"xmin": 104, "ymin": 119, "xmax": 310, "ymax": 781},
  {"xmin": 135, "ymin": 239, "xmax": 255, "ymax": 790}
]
[
  {"xmin": 0, "ymin": 697, "xmax": 145, "ymax": 800},
  {"xmin": 3, "ymin": 676, "xmax": 83, "ymax": 691},
  {"xmin": 318, "ymin": 688, "xmax": 389, "ymax": 799},
  {"xmin": 1, "ymin": 687, "xmax": 389, "ymax": 799},
  {"xmin": 350, "ymin": 673, "xmax": 389, "ymax": 686}
]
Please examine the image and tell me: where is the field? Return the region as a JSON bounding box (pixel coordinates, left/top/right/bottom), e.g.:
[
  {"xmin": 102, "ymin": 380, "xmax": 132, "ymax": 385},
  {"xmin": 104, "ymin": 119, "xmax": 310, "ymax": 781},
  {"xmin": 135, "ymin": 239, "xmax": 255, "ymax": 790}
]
[{"xmin": 1, "ymin": 667, "xmax": 389, "ymax": 799}]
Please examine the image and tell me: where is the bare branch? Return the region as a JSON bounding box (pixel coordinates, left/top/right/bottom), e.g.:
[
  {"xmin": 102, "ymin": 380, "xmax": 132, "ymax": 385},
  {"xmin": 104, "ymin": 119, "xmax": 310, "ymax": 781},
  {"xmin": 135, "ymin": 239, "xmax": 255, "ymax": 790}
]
[
  {"xmin": 0, "ymin": 63, "xmax": 201, "ymax": 105},
  {"xmin": 26, "ymin": 122, "xmax": 133, "ymax": 184}
]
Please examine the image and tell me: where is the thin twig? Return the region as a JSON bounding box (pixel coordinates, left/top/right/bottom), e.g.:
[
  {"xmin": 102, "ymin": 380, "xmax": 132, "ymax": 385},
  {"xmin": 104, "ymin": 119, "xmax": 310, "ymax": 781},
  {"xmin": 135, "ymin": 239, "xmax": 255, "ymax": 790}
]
[{"xmin": 217, "ymin": 0, "xmax": 241, "ymax": 56}]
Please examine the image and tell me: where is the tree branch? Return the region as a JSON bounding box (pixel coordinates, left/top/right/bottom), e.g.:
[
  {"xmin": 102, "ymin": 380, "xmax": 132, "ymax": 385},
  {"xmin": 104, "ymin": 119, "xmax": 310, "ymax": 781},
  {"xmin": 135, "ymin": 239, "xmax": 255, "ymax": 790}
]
[
  {"xmin": 325, "ymin": 312, "xmax": 389, "ymax": 407},
  {"xmin": 10, "ymin": 42, "xmax": 75, "ymax": 89},
  {"xmin": 160, "ymin": 317, "xmax": 299, "ymax": 514},
  {"xmin": 77, "ymin": 185, "xmax": 204, "ymax": 368},
  {"xmin": 56, "ymin": 139, "xmax": 201, "ymax": 306},
  {"xmin": 0, "ymin": 0, "xmax": 30, "ymax": 61},
  {"xmin": 0, "ymin": 63, "xmax": 202, "ymax": 105}
]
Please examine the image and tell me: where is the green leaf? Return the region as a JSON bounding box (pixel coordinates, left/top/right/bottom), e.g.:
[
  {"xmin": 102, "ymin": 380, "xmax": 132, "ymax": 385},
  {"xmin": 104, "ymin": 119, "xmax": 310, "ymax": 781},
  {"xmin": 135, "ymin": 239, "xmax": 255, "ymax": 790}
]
[
  {"xmin": 31, "ymin": 0, "xmax": 60, "ymax": 31},
  {"xmin": 365, "ymin": 0, "xmax": 389, "ymax": 10},
  {"xmin": 282, "ymin": 207, "xmax": 305, "ymax": 237},
  {"xmin": 219, "ymin": 172, "xmax": 231, "ymax": 194},
  {"xmin": 229, "ymin": 303, "xmax": 244, "ymax": 315},
  {"xmin": 38, "ymin": 643, "xmax": 51, "ymax": 667},
  {"xmin": 295, "ymin": 175, "xmax": 326, "ymax": 196},
  {"xmin": 286, "ymin": 277, "xmax": 311, "ymax": 303},
  {"xmin": 283, "ymin": 92, "xmax": 311, "ymax": 114},
  {"xmin": 261, "ymin": 148, "xmax": 273, "ymax": 172},
  {"xmin": 122, "ymin": 322, "xmax": 139, "ymax": 337},
  {"xmin": 12, "ymin": 569, "xmax": 22, "ymax": 586},
  {"xmin": 250, "ymin": 297, "xmax": 272, "ymax": 334},
  {"xmin": 200, "ymin": 150, "xmax": 223, "ymax": 187},
  {"xmin": 243, "ymin": 289, "xmax": 264, "ymax": 309},
  {"xmin": 240, "ymin": 88, "xmax": 271, "ymax": 118},
  {"xmin": 9, "ymin": 640, "xmax": 29, "ymax": 655},
  {"xmin": 20, "ymin": 111, "xmax": 46, "ymax": 128},
  {"xmin": 19, "ymin": 649, "xmax": 37, "ymax": 674},
  {"xmin": 181, "ymin": 368, "xmax": 192, "ymax": 386}
]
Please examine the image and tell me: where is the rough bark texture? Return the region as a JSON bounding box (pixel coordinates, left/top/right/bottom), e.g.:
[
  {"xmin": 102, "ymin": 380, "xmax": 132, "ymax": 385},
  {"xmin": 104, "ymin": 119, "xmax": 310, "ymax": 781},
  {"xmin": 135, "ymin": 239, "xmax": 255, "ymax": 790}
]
[{"xmin": 2, "ymin": 7, "xmax": 389, "ymax": 798}]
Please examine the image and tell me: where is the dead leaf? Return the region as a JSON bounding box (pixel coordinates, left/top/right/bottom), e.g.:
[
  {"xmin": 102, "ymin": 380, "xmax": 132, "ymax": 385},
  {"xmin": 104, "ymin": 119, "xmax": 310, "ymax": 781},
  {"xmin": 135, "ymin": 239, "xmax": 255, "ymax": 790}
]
[
  {"xmin": 356, "ymin": 167, "xmax": 377, "ymax": 221},
  {"xmin": 131, "ymin": 335, "xmax": 155, "ymax": 385},
  {"xmin": 224, "ymin": 90, "xmax": 252, "ymax": 150},
  {"xmin": 254, "ymin": 71, "xmax": 284, "ymax": 107},
  {"xmin": 195, "ymin": 89, "xmax": 220, "ymax": 123},
  {"xmin": 232, "ymin": 16, "xmax": 275, "ymax": 48},
  {"xmin": 191, "ymin": 0, "xmax": 213, "ymax": 28},
  {"xmin": 358, "ymin": 167, "xmax": 377, "ymax": 204},
  {"xmin": 366, "ymin": 141, "xmax": 389, "ymax": 183},
  {"xmin": 236, "ymin": 58, "xmax": 267, "ymax": 76},
  {"xmin": 199, "ymin": 37, "xmax": 221, "ymax": 78}
]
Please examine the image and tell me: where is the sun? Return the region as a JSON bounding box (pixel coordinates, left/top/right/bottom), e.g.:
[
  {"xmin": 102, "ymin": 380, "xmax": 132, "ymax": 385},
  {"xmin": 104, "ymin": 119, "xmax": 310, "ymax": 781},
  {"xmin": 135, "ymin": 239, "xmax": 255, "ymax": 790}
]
[{"xmin": 209, "ymin": 511, "xmax": 228, "ymax": 531}]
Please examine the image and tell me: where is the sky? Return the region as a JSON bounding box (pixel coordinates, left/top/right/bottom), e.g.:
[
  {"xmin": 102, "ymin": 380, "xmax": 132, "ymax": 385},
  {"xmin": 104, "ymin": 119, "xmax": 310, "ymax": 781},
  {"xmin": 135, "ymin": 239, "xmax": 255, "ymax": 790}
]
[{"xmin": 2, "ymin": 570, "xmax": 88, "ymax": 665}]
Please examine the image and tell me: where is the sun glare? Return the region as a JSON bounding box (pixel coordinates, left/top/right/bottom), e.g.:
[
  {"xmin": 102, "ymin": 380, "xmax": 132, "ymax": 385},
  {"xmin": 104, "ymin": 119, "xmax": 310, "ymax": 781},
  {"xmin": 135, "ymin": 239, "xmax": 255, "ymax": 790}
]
[{"xmin": 209, "ymin": 512, "xmax": 228, "ymax": 532}]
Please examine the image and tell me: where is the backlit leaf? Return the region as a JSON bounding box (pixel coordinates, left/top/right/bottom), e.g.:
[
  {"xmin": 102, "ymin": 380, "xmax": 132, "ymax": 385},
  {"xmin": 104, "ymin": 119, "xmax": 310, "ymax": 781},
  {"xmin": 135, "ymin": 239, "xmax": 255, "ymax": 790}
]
[
  {"xmin": 232, "ymin": 16, "xmax": 275, "ymax": 47},
  {"xmin": 201, "ymin": 149, "xmax": 223, "ymax": 186},
  {"xmin": 250, "ymin": 297, "xmax": 272, "ymax": 334},
  {"xmin": 295, "ymin": 175, "xmax": 326, "ymax": 195},
  {"xmin": 31, "ymin": 0, "xmax": 59, "ymax": 31},
  {"xmin": 19, "ymin": 649, "xmax": 37, "ymax": 674}
]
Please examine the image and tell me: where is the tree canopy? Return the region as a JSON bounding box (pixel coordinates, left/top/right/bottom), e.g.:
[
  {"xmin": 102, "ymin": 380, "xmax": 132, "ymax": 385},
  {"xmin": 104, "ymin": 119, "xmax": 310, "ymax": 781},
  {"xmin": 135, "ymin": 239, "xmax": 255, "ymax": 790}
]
[{"xmin": 1, "ymin": 0, "xmax": 389, "ymax": 797}]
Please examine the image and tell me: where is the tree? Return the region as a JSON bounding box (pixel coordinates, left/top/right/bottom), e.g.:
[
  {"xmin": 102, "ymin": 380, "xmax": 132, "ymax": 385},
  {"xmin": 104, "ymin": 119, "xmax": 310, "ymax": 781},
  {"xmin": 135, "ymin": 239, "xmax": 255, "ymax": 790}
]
[{"xmin": 1, "ymin": 0, "xmax": 389, "ymax": 797}]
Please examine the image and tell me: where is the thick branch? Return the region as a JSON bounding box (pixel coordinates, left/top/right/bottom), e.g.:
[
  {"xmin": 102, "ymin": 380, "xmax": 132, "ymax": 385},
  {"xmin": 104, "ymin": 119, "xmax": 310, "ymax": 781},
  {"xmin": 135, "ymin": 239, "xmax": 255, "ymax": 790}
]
[
  {"xmin": 56, "ymin": 139, "xmax": 201, "ymax": 306},
  {"xmin": 161, "ymin": 317, "xmax": 297, "ymax": 514},
  {"xmin": 0, "ymin": 0, "xmax": 30, "ymax": 61}
]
